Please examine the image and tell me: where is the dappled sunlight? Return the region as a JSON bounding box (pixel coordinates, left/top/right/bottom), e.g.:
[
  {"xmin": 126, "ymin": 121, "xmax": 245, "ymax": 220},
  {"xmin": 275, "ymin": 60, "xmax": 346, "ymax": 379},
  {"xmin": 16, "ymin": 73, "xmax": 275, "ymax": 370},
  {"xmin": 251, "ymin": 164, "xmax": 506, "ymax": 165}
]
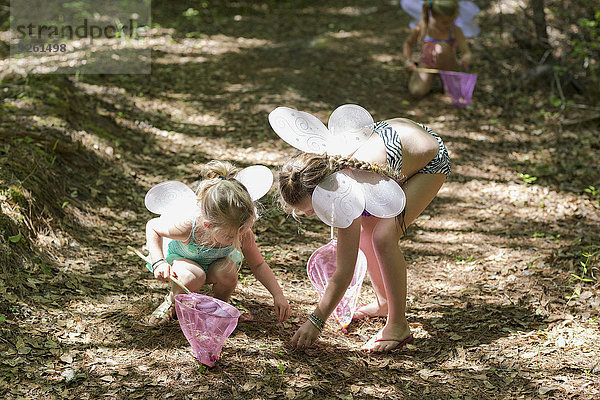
[
  {"xmin": 490, "ymin": 0, "xmax": 527, "ymax": 15},
  {"xmin": 1, "ymin": 0, "xmax": 599, "ymax": 399},
  {"xmin": 149, "ymin": 32, "xmax": 273, "ymax": 57}
]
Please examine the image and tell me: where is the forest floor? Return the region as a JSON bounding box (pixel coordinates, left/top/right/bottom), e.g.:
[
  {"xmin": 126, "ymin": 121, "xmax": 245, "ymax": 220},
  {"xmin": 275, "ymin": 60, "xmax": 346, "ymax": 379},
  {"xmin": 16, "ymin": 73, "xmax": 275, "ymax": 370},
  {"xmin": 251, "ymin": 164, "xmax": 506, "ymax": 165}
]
[{"xmin": 1, "ymin": 1, "xmax": 599, "ymax": 399}]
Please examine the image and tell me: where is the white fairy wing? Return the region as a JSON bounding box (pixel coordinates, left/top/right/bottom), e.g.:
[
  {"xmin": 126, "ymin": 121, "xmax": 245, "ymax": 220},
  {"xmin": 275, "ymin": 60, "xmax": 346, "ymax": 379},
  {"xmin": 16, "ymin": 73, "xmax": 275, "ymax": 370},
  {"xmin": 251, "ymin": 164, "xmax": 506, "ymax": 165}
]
[
  {"xmin": 401, "ymin": 0, "xmax": 424, "ymax": 29},
  {"xmin": 327, "ymin": 104, "xmax": 375, "ymax": 157},
  {"xmin": 349, "ymin": 170, "xmax": 406, "ymax": 218},
  {"xmin": 234, "ymin": 165, "xmax": 273, "ymax": 201},
  {"xmin": 268, "ymin": 106, "xmax": 329, "ymax": 154},
  {"xmin": 456, "ymin": 1, "xmax": 480, "ymax": 38},
  {"xmin": 144, "ymin": 181, "xmax": 197, "ymax": 215},
  {"xmin": 312, "ymin": 170, "xmax": 365, "ymax": 229}
]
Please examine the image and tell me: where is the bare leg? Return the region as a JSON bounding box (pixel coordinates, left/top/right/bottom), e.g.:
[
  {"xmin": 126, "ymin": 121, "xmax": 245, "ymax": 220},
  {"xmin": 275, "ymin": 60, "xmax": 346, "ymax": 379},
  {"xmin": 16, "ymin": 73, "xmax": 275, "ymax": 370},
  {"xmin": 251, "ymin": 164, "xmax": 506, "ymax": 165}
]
[
  {"xmin": 362, "ymin": 173, "xmax": 446, "ymax": 352},
  {"xmin": 409, "ymin": 70, "xmax": 435, "ymax": 97},
  {"xmin": 354, "ymin": 216, "xmax": 388, "ymax": 319},
  {"xmin": 148, "ymin": 258, "xmax": 206, "ymax": 325},
  {"xmin": 409, "ymin": 42, "xmax": 458, "ymax": 97},
  {"xmin": 206, "ymin": 257, "xmax": 237, "ymax": 302}
]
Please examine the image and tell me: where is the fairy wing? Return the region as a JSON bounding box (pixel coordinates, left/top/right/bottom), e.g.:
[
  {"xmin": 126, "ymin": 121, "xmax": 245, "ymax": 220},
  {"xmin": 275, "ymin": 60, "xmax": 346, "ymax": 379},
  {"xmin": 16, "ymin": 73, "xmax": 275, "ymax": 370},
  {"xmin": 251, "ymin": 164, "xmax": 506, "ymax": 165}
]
[
  {"xmin": 144, "ymin": 181, "xmax": 197, "ymax": 215},
  {"xmin": 312, "ymin": 170, "xmax": 365, "ymax": 229},
  {"xmin": 327, "ymin": 104, "xmax": 375, "ymax": 157},
  {"xmin": 311, "ymin": 169, "xmax": 406, "ymax": 228},
  {"xmin": 401, "ymin": 0, "xmax": 480, "ymax": 38},
  {"xmin": 401, "ymin": 0, "xmax": 424, "ymax": 29},
  {"xmin": 234, "ymin": 165, "xmax": 273, "ymax": 201},
  {"xmin": 455, "ymin": 1, "xmax": 480, "ymax": 38},
  {"xmin": 349, "ymin": 170, "xmax": 406, "ymax": 218},
  {"xmin": 268, "ymin": 106, "xmax": 329, "ymax": 154}
]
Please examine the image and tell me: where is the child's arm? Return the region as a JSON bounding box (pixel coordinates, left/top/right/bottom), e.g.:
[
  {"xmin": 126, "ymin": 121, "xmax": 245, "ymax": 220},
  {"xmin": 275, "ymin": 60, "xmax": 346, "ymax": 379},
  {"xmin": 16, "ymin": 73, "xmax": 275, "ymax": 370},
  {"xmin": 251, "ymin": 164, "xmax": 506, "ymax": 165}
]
[
  {"xmin": 291, "ymin": 218, "xmax": 361, "ymax": 348},
  {"xmin": 241, "ymin": 230, "xmax": 290, "ymax": 323},
  {"xmin": 403, "ymin": 25, "xmax": 421, "ymax": 71},
  {"xmin": 145, "ymin": 215, "xmax": 191, "ymax": 281},
  {"xmin": 454, "ymin": 26, "xmax": 472, "ymax": 69}
]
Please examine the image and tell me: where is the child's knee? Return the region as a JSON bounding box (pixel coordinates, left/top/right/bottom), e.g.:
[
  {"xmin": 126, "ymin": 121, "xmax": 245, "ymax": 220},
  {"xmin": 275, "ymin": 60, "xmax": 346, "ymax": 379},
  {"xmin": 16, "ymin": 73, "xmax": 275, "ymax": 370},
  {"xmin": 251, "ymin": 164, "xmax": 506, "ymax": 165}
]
[
  {"xmin": 208, "ymin": 257, "xmax": 237, "ymax": 284},
  {"xmin": 173, "ymin": 266, "xmax": 200, "ymax": 284},
  {"xmin": 371, "ymin": 228, "xmax": 399, "ymax": 256}
]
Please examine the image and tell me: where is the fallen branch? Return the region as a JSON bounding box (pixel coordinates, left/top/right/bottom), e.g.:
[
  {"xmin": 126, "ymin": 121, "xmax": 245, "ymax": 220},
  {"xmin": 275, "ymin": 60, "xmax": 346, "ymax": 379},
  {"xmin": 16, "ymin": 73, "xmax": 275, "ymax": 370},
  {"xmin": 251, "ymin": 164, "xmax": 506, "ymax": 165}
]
[{"xmin": 560, "ymin": 113, "xmax": 600, "ymax": 126}]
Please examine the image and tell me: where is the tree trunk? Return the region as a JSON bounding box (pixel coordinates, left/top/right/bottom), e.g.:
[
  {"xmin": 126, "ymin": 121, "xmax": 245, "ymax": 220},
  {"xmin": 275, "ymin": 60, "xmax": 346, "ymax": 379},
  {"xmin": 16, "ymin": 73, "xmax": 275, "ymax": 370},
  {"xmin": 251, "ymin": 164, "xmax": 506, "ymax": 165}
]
[{"xmin": 531, "ymin": 0, "xmax": 550, "ymax": 47}]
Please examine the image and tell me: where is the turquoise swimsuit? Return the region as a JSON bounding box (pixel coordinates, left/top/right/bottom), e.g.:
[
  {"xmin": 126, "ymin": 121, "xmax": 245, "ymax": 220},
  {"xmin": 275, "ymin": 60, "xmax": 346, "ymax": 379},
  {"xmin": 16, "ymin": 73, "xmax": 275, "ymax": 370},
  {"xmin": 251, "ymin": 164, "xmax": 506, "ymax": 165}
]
[{"xmin": 148, "ymin": 218, "xmax": 242, "ymax": 273}]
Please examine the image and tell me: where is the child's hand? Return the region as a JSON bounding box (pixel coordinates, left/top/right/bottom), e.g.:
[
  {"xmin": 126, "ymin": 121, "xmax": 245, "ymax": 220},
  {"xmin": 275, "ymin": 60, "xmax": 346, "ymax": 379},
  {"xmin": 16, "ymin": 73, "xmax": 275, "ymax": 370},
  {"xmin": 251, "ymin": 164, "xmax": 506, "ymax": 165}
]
[
  {"xmin": 459, "ymin": 53, "xmax": 472, "ymax": 69},
  {"xmin": 405, "ymin": 60, "xmax": 418, "ymax": 71},
  {"xmin": 291, "ymin": 319, "xmax": 320, "ymax": 349},
  {"xmin": 153, "ymin": 261, "xmax": 173, "ymax": 282},
  {"xmin": 273, "ymin": 294, "xmax": 291, "ymax": 323}
]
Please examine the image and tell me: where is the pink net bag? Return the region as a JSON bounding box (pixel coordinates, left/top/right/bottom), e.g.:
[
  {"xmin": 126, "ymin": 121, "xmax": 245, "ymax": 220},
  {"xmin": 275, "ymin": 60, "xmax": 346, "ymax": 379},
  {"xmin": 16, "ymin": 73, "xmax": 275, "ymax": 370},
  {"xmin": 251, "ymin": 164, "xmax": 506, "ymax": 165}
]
[
  {"xmin": 174, "ymin": 293, "xmax": 241, "ymax": 367},
  {"xmin": 307, "ymin": 240, "xmax": 368, "ymax": 331},
  {"xmin": 439, "ymin": 70, "xmax": 478, "ymax": 108}
]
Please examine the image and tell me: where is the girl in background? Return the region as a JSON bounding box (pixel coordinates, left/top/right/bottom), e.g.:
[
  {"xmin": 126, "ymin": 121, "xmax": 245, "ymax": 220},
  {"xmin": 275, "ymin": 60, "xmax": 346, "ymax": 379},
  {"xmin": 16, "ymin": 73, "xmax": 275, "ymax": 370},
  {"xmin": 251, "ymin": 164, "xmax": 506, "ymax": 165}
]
[{"xmin": 403, "ymin": 0, "xmax": 473, "ymax": 97}]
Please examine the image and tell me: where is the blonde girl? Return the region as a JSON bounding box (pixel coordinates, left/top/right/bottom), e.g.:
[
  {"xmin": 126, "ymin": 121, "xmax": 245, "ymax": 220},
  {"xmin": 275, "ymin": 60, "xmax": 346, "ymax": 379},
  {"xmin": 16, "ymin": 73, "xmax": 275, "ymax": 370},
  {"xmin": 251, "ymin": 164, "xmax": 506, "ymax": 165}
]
[
  {"xmin": 403, "ymin": 0, "xmax": 473, "ymax": 96},
  {"xmin": 146, "ymin": 160, "xmax": 290, "ymax": 326},
  {"xmin": 279, "ymin": 118, "xmax": 449, "ymax": 353}
]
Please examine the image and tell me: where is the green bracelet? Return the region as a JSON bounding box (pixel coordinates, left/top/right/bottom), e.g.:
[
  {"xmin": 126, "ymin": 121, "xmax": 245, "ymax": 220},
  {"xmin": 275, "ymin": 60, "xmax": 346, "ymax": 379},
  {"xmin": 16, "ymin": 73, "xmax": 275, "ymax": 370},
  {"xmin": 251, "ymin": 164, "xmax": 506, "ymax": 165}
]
[{"xmin": 309, "ymin": 312, "xmax": 325, "ymax": 331}]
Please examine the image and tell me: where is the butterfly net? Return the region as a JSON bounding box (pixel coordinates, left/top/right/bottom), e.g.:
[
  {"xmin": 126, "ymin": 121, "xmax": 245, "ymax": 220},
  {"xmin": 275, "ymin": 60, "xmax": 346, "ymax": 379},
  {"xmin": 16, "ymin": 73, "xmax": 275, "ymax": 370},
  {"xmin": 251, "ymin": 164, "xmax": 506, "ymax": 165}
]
[
  {"xmin": 174, "ymin": 293, "xmax": 240, "ymax": 366},
  {"xmin": 307, "ymin": 240, "xmax": 368, "ymax": 330},
  {"xmin": 440, "ymin": 71, "xmax": 478, "ymax": 108}
]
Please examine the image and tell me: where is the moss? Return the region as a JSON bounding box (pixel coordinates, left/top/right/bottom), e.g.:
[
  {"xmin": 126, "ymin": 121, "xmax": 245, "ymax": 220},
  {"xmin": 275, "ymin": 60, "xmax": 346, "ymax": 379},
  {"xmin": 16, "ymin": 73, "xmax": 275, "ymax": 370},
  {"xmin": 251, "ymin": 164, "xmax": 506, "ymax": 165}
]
[{"xmin": 7, "ymin": 187, "xmax": 28, "ymax": 210}]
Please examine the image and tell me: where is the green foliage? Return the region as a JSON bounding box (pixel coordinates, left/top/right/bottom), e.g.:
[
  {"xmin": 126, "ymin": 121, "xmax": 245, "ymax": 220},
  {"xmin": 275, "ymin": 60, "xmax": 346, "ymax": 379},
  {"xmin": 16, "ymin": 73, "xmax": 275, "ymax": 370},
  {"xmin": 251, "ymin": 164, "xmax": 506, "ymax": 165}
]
[
  {"xmin": 7, "ymin": 232, "xmax": 22, "ymax": 244},
  {"xmin": 518, "ymin": 173, "xmax": 538, "ymax": 184},
  {"xmin": 196, "ymin": 361, "xmax": 207, "ymax": 373},
  {"xmin": 584, "ymin": 185, "xmax": 599, "ymax": 205},
  {"xmin": 566, "ymin": 248, "xmax": 598, "ymax": 303},
  {"xmin": 571, "ymin": 13, "xmax": 600, "ymax": 62}
]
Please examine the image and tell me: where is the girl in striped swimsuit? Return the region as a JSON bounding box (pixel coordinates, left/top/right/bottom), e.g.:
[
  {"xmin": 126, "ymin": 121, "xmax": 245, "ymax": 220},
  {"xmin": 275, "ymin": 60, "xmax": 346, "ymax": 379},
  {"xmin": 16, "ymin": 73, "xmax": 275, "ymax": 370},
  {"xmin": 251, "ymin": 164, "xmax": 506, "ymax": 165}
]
[
  {"xmin": 279, "ymin": 119, "xmax": 449, "ymax": 353},
  {"xmin": 145, "ymin": 160, "xmax": 290, "ymax": 326},
  {"xmin": 403, "ymin": 0, "xmax": 473, "ymax": 97}
]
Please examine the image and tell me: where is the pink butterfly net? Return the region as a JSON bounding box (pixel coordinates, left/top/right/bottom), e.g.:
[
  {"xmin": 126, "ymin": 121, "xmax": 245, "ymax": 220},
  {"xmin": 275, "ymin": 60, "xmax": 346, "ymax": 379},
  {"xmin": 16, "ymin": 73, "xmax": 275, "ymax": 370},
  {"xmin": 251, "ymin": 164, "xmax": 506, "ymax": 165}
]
[
  {"xmin": 174, "ymin": 293, "xmax": 240, "ymax": 367},
  {"xmin": 307, "ymin": 240, "xmax": 368, "ymax": 331},
  {"xmin": 440, "ymin": 71, "xmax": 478, "ymax": 108}
]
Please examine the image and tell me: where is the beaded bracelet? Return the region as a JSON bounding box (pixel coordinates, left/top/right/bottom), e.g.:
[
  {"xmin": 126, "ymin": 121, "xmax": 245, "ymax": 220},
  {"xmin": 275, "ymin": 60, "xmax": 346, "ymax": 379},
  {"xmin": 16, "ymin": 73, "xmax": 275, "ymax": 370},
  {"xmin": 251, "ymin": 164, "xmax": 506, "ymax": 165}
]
[
  {"xmin": 309, "ymin": 312, "xmax": 325, "ymax": 332},
  {"xmin": 151, "ymin": 258, "xmax": 167, "ymax": 272}
]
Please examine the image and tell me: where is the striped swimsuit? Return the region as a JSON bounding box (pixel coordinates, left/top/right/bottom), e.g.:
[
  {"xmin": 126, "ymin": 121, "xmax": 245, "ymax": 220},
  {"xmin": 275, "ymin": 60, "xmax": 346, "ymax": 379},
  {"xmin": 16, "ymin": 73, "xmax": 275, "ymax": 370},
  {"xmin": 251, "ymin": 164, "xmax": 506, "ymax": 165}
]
[
  {"xmin": 360, "ymin": 121, "xmax": 450, "ymax": 219},
  {"xmin": 373, "ymin": 121, "xmax": 451, "ymax": 177}
]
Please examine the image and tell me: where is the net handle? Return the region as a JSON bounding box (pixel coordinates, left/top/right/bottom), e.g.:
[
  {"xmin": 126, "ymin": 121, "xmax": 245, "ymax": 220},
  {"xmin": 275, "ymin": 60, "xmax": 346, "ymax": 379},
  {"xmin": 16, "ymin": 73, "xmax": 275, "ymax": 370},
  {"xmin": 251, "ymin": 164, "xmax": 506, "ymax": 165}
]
[
  {"xmin": 386, "ymin": 65, "xmax": 440, "ymax": 74},
  {"xmin": 127, "ymin": 245, "xmax": 192, "ymax": 294},
  {"xmin": 416, "ymin": 67, "xmax": 440, "ymax": 74}
]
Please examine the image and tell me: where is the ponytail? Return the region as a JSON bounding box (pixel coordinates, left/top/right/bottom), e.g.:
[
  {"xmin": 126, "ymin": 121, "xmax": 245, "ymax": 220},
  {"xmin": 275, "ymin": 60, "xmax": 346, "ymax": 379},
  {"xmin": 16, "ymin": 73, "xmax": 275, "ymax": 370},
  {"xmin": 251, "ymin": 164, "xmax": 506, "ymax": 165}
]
[
  {"xmin": 194, "ymin": 160, "xmax": 256, "ymax": 262},
  {"xmin": 421, "ymin": 0, "xmax": 432, "ymax": 38},
  {"xmin": 278, "ymin": 152, "xmax": 406, "ymax": 208}
]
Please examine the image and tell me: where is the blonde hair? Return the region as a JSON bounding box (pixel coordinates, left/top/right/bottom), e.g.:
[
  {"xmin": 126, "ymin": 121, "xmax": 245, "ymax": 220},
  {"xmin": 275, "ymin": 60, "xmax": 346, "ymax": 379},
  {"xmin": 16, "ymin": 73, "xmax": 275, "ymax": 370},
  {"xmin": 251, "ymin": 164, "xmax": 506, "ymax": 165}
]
[
  {"xmin": 420, "ymin": 0, "xmax": 459, "ymax": 38},
  {"xmin": 194, "ymin": 160, "xmax": 255, "ymax": 256},
  {"xmin": 278, "ymin": 153, "xmax": 405, "ymax": 208}
]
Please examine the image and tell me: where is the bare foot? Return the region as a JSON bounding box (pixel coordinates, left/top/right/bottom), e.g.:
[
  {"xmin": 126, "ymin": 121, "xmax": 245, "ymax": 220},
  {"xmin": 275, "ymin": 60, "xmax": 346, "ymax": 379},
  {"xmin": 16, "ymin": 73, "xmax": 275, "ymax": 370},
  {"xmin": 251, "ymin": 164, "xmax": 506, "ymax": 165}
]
[
  {"xmin": 353, "ymin": 302, "xmax": 388, "ymax": 320},
  {"xmin": 361, "ymin": 323, "xmax": 412, "ymax": 353},
  {"xmin": 147, "ymin": 294, "xmax": 176, "ymax": 326}
]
